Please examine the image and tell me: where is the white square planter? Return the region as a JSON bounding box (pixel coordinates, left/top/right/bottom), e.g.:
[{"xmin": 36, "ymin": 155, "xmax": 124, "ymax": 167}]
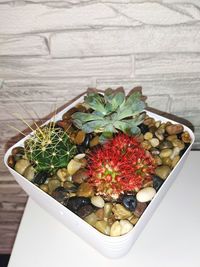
[{"xmin": 4, "ymin": 95, "xmax": 195, "ymax": 259}]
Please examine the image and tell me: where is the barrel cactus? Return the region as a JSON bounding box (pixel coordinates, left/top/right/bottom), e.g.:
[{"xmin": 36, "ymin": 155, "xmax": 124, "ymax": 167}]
[
  {"xmin": 25, "ymin": 124, "xmax": 77, "ymax": 173},
  {"xmin": 72, "ymin": 89, "xmax": 146, "ymax": 142}
]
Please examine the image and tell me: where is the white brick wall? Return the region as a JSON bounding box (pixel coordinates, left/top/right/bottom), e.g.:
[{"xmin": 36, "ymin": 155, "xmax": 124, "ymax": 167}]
[{"xmin": 0, "ymin": 0, "xmax": 200, "ymax": 253}]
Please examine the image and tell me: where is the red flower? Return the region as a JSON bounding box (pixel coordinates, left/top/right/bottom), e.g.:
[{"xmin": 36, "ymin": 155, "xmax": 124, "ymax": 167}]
[{"xmin": 87, "ymin": 134, "xmax": 156, "ymax": 199}]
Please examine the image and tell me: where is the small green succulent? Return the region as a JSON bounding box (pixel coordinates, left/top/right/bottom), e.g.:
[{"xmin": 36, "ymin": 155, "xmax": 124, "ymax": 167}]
[{"xmin": 72, "ymin": 89, "xmax": 146, "ymax": 142}]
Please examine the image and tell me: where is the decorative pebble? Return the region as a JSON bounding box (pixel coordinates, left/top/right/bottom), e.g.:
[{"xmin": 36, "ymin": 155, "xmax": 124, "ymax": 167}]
[
  {"xmin": 155, "ymin": 131, "xmax": 164, "ymax": 141},
  {"xmin": 171, "ymin": 155, "xmax": 180, "ymax": 168},
  {"xmin": 143, "ymin": 118, "xmax": 155, "ymax": 126},
  {"xmin": 23, "ymin": 166, "xmax": 35, "ymax": 181},
  {"xmin": 129, "ymin": 214, "xmax": 139, "ymax": 225},
  {"xmin": 14, "ymin": 159, "xmax": 30, "ymax": 175},
  {"xmin": 62, "ymin": 107, "xmax": 78, "ymax": 120},
  {"xmin": 83, "ymin": 134, "xmax": 91, "ymax": 148},
  {"xmin": 122, "ymin": 195, "xmax": 137, "ymax": 211},
  {"xmin": 166, "ymin": 124, "xmax": 184, "ymax": 135},
  {"xmin": 75, "ymin": 131, "xmax": 86, "ymax": 145},
  {"xmin": 112, "ymin": 204, "xmax": 132, "ymax": 220},
  {"xmin": 72, "ymin": 168, "xmax": 89, "ymax": 184},
  {"xmin": 64, "ymin": 196, "xmax": 90, "ymax": 212},
  {"xmin": 172, "ymin": 139, "xmax": 185, "ymax": 150},
  {"xmin": 181, "ymin": 131, "xmax": 191, "ymax": 143},
  {"xmin": 155, "ymin": 121, "xmax": 161, "ymax": 128},
  {"xmin": 161, "ymin": 157, "xmax": 172, "ymax": 167},
  {"xmin": 134, "ymin": 202, "xmax": 147, "ymax": 217},
  {"xmin": 48, "ymin": 179, "xmax": 61, "ymax": 194},
  {"xmin": 34, "ymin": 172, "xmax": 48, "ymax": 185},
  {"xmin": 63, "ymin": 181, "xmax": 77, "ymax": 192},
  {"xmin": 159, "ymin": 148, "xmax": 172, "ymax": 158},
  {"xmin": 138, "ymin": 123, "xmax": 149, "ymax": 134},
  {"xmin": 95, "ymin": 221, "xmax": 111, "ymax": 235},
  {"xmin": 149, "ymin": 138, "xmax": 159, "ymax": 147},
  {"xmin": 91, "ymin": 196, "xmax": 105, "ymax": 208},
  {"xmin": 77, "ymin": 204, "xmax": 94, "ymax": 218},
  {"xmin": 51, "ymin": 187, "xmax": 69, "ymax": 202},
  {"xmin": 141, "ymin": 140, "xmax": 151, "ymax": 150},
  {"xmin": 120, "ymin": 220, "xmax": 133, "ymax": 235},
  {"xmin": 74, "ymin": 153, "xmax": 86, "ymax": 160},
  {"xmin": 155, "ymin": 165, "xmax": 171, "ymax": 180},
  {"xmin": 12, "ymin": 146, "xmax": 24, "ymax": 156},
  {"xmin": 67, "ymin": 159, "xmax": 82, "ymax": 175},
  {"xmin": 144, "ymin": 132, "xmax": 153, "ymax": 140},
  {"xmin": 7, "ymin": 155, "xmax": 15, "ymax": 168},
  {"xmin": 104, "ymin": 203, "xmax": 113, "ymax": 218},
  {"xmin": 40, "ymin": 184, "xmax": 49, "ymax": 193},
  {"xmin": 136, "ymin": 187, "xmax": 156, "ymax": 203},
  {"xmin": 95, "ymin": 208, "xmax": 104, "ymax": 220},
  {"xmin": 56, "ymin": 120, "xmax": 72, "ymax": 132},
  {"xmin": 77, "ymin": 145, "xmax": 86, "ymax": 154},
  {"xmin": 77, "ymin": 182, "xmax": 94, "ymax": 197},
  {"xmin": 170, "ymin": 147, "xmax": 181, "ymax": 160},
  {"xmin": 153, "ymin": 175, "xmax": 164, "ymax": 191},
  {"xmin": 154, "ymin": 155, "xmax": 162, "ymax": 165},
  {"xmin": 159, "ymin": 140, "xmax": 173, "ymax": 150},
  {"xmin": 84, "ymin": 213, "xmax": 98, "ymax": 226},
  {"xmin": 90, "ymin": 136, "xmax": 99, "ymax": 147},
  {"xmin": 150, "ymin": 148, "xmax": 160, "ymax": 155},
  {"xmin": 166, "ymin": 135, "xmax": 177, "ymax": 142},
  {"xmin": 57, "ymin": 168, "xmax": 70, "ymax": 182},
  {"xmin": 110, "ymin": 221, "xmax": 121, "ymax": 237}
]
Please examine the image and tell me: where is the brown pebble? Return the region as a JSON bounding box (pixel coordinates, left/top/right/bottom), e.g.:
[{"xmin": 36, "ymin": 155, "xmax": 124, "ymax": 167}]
[
  {"xmin": 95, "ymin": 208, "xmax": 105, "ymax": 220},
  {"xmin": 77, "ymin": 182, "xmax": 94, "ymax": 197},
  {"xmin": 90, "ymin": 136, "xmax": 99, "ymax": 147},
  {"xmin": 143, "ymin": 118, "xmax": 155, "ymax": 126},
  {"xmin": 7, "ymin": 155, "xmax": 15, "ymax": 168},
  {"xmin": 75, "ymin": 131, "xmax": 86, "ymax": 145},
  {"xmin": 12, "ymin": 146, "xmax": 24, "ymax": 156},
  {"xmin": 56, "ymin": 120, "xmax": 72, "ymax": 132},
  {"xmin": 166, "ymin": 124, "xmax": 184, "ymax": 135},
  {"xmin": 181, "ymin": 131, "xmax": 191, "ymax": 143},
  {"xmin": 72, "ymin": 168, "xmax": 89, "ymax": 184},
  {"xmin": 62, "ymin": 107, "xmax": 78, "ymax": 120},
  {"xmin": 134, "ymin": 202, "xmax": 147, "ymax": 217}
]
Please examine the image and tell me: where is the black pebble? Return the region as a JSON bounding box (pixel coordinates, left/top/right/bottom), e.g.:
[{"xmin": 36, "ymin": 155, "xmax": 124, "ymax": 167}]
[
  {"xmin": 179, "ymin": 143, "xmax": 190, "ymax": 157},
  {"xmin": 76, "ymin": 204, "xmax": 94, "ymax": 218},
  {"xmin": 153, "ymin": 175, "xmax": 164, "ymax": 191},
  {"xmin": 33, "ymin": 172, "xmax": 48, "ymax": 185},
  {"xmin": 82, "ymin": 134, "xmax": 91, "ymax": 148},
  {"xmin": 77, "ymin": 145, "xmax": 86, "ymax": 153},
  {"xmin": 122, "ymin": 194, "xmax": 137, "ymax": 211},
  {"xmin": 52, "ymin": 187, "xmax": 69, "ymax": 203},
  {"xmin": 64, "ymin": 196, "xmax": 91, "ymax": 212},
  {"xmin": 138, "ymin": 123, "xmax": 149, "ymax": 134}
]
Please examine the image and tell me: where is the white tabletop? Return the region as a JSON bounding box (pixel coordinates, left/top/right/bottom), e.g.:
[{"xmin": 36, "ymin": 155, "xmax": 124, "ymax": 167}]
[{"xmin": 8, "ymin": 151, "xmax": 200, "ymax": 267}]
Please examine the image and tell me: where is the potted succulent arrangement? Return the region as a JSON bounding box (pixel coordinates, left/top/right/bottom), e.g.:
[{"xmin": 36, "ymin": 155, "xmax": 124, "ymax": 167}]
[{"xmin": 4, "ymin": 88, "xmax": 194, "ymax": 258}]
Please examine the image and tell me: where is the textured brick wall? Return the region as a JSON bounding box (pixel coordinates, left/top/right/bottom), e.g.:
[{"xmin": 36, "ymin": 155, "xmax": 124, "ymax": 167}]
[{"xmin": 0, "ymin": 0, "xmax": 200, "ymax": 253}]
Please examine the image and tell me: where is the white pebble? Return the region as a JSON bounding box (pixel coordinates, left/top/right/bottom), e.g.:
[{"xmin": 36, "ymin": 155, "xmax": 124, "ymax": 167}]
[
  {"xmin": 91, "ymin": 196, "xmax": 105, "ymax": 208},
  {"xmin": 120, "ymin": 220, "xmax": 133, "ymax": 235},
  {"xmin": 67, "ymin": 159, "xmax": 82, "ymax": 175},
  {"xmin": 136, "ymin": 187, "xmax": 156, "ymax": 202},
  {"xmin": 110, "ymin": 221, "xmax": 121, "ymax": 237},
  {"xmin": 149, "ymin": 138, "xmax": 159, "ymax": 147},
  {"xmin": 74, "ymin": 153, "xmax": 86, "ymax": 160}
]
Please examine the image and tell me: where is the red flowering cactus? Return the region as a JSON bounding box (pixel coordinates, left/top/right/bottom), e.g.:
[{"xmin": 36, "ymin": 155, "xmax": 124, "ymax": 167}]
[{"xmin": 87, "ymin": 134, "xmax": 156, "ymax": 199}]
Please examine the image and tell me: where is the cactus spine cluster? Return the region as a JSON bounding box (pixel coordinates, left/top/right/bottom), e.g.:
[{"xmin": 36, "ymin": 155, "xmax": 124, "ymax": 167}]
[{"xmin": 25, "ymin": 123, "xmax": 77, "ymax": 173}]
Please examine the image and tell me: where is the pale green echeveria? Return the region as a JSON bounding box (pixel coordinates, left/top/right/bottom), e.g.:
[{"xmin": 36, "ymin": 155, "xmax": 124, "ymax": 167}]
[{"xmin": 72, "ymin": 89, "xmax": 146, "ymax": 142}]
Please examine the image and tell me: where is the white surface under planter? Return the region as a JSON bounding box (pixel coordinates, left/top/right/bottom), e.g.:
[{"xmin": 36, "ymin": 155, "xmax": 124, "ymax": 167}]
[{"xmin": 4, "ymin": 95, "xmax": 195, "ymax": 259}]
